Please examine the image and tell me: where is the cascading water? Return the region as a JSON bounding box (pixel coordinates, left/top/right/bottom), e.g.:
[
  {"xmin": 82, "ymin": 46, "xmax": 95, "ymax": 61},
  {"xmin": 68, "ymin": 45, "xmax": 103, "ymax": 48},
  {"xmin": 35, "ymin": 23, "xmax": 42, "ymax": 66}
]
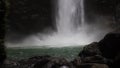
[
  {"xmin": 6, "ymin": 0, "xmax": 110, "ymax": 47},
  {"xmin": 57, "ymin": 0, "xmax": 76, "ymax": 34},
  {"xmin": 57, "ymin": 0, "xmax": 85, "ymax": 34},
  {"xmin": 80, "ymin": 0, "xmax": 85, "ymax": 26},
  {"xmin": 26, "ymin": 0, "xmax": 96, "ymax": 47}
]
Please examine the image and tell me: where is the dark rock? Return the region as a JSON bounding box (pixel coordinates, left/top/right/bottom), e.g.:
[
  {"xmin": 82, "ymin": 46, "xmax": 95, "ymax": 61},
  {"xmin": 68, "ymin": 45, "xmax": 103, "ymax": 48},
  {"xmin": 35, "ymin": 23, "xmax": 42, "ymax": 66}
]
[
  {"xmin": 112, "ymin": 52, "xmax": 120, "ymax": 68},
  {"xmin": 34, "ymin": 57, "xmax": 74, "ymax": 68},
  {"xmin": 7, "ymin": 0, "xmax": 55, "ymax": 35},
  {"xmin": 79, "ymin": 63, "xmax": 109, "ymax": 68},
  {"xmin": 98, "ymin": 32, "xmax": 120, "ymax": 59},
  {"xmin": 0, "ymin": 44, "xmax": 6, "ymax": 65},
  {"xmin": 3, "ymin": 60, "xmax": 19, "ymax": 68},
  {"xmin": 78, "ymin": 31, "xmax": 120, "ymax": 68},
  {"xmin": 18, "ymin": 55, "xmax": 51, "ymax": 68},
  {"xmin": 78, "ymin": 42, "xmax": 106, "ymax": 64},
  {"xmin": 98, "ymin": 32, "xmax": 120, "ymax": 67},
  {"xmin": 19, "ymin": 55, "xmax": 74, "ymax": 68},
  {"xmin": 71, "ymin": 57, "xmax": 81, "ymax": 68},
  {"xmin": 91, "ymin": 63, "xmax": 109, "ymax": 68},
  {"xmin": 0, "ymin": 0, "xmax": 6, "ymax": 66},
  {"xmin": 29, "ymin": 55, "xmax": 51, "ymax": 59},
  {"xmin": 79, "ymin": 42, "xmax": 101, "ymax": 57},
  {"xmin": 33, "ymin": 56, "xmax": 51, "ymax": 68},
  {"xmin": 81, "ymin": 55, "xmax": 107, "ymax": 64}
]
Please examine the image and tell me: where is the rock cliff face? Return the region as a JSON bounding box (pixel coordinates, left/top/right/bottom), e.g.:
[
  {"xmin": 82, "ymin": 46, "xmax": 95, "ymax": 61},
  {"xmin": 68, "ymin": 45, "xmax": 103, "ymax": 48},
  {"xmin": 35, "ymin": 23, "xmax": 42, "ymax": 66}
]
[
  {"xmin": 79, "ymin": 30, "xmax": 120, "ymax": 68},
  {"xmin": 7, "ymin": 0, "xmax": 54, "ymax": 34},
  {"xmin": 98, "ymin": 31, "xmax": 120, "ymax": 68},
  {"xmin": 6, "ymin": 0, "xmax": 55, "ymax": 43}
]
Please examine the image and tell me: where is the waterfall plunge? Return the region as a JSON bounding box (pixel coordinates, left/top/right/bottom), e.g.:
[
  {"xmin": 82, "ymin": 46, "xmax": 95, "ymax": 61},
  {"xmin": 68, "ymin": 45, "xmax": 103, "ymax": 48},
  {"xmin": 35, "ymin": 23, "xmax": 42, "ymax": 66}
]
[
  {"xmin": 57, "ymin": 0, "xmax": 85, "ymax": 34},
  {"xmin": 6, "ymin": 0, "xmax": 109, "ymax": 47},
  {"xmin": 57, "ymin": 0, "xmax": 77, "ymax": 34},
  {"xmin": 22, "ymin": 0, "xmax": 96, "ymax": 47}
]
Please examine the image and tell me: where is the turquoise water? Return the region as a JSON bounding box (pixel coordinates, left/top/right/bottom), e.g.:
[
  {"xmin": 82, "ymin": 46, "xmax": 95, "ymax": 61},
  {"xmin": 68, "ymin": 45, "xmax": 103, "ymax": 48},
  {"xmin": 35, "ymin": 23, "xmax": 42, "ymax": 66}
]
[{"xmin": 6, "ymin": 46, "xmax": 83, "ymax": 61}]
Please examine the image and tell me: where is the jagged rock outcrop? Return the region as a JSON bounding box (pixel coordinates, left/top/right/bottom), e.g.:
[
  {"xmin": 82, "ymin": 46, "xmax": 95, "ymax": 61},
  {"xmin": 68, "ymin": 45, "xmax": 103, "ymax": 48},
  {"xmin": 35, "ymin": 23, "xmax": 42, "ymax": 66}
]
[
  {"xmin": 79, "ymin": 42, "xmax": 101, "ymax": 57},
  {"xmin": 98, "ymin": 31, "xmax": 120, "ymax": 68},
  {"xmin": 79, "ymin": 31, "xmax": 120, "ymax": 68},
  {"xmin": 98, "ymin": 32, "xmax": 120, "ymax": 59}
]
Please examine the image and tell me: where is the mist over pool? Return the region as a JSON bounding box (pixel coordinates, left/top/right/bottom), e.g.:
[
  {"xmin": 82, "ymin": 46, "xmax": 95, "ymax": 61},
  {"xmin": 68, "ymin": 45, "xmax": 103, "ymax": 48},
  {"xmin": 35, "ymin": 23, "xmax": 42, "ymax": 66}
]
[{"xmin": 5, "ymin": 0, "xmax": 112, "ymax": 47}]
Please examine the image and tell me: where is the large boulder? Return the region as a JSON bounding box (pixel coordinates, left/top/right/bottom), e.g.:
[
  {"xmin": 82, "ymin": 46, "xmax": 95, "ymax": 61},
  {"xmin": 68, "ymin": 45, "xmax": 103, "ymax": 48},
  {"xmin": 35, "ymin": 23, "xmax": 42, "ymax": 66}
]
[
  {"xmin": 79, "ymin": 42, "xmax": 101, "ymax": 57},
  {"xmin": 98, "ymin": 31, "xmax": 120, "ymax": 68},
  {"xmin": 78, "ymin": 42, "xmax": 107, "ymax": 64},
  {"xmin": 98, "ymin": 32, "xmax": 120, "ymax": 59},
  {"xmin": 78, "ymin": 30, "xmax": 120, "ymax": 68}
]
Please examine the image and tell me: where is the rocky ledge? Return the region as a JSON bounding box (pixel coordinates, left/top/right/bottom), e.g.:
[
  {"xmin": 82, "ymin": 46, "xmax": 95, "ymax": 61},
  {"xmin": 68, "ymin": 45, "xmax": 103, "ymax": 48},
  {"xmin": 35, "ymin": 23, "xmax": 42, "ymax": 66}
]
[
  {"xmin": 1, "ymin": 31, "xmax": 120, "ymax": 68},
  {"xmin": 79, "ymin": 31, "xmax": 120, "ymax": 68}
]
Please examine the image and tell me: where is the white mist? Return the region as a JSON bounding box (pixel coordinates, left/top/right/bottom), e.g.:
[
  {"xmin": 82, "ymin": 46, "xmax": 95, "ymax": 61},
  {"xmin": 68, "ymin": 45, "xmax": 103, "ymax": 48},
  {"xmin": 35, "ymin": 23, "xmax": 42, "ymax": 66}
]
[{"xmin": 6, "ymin": 0, "xmax": 111, "ymax": 47}]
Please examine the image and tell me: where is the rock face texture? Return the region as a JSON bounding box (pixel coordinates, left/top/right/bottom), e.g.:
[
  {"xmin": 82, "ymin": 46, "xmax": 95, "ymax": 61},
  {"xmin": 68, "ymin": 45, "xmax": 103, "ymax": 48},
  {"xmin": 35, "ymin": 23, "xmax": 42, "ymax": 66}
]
[
  {"xmin": 79, "ymin": 31, "xmax": 120, "ymax": 68},
  {"xmin": 19, "ymin": 55, "xmax": 74, "ymax": 68},
  {"xmin": 98, "ymin": 31, "xmax": 120, "ymax": 68},
  {"xmin": 6, "ymin": 0, "xmax": 55, "ymax": 43},
  {"xmin": 98, "ymin": 32, "xmax": 120, "ymax": 59},
  {"xmin": 7, "ymin": 0, "xmax": 54, "ymax": 34}
]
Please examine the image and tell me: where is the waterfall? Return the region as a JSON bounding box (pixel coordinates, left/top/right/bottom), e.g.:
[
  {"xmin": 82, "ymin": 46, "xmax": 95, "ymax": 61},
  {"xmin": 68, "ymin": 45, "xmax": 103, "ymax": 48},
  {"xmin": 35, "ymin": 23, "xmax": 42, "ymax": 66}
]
[
  {"xmin": 57, "ymin": 0, "xmax": 85, "ymax": 34},
  {"xmin": 80, "ymin": 0, "xmax": 85, "ymax": 26},
  {"xmin": 57, "ymin": 0, "xmax": 76, "ymax": 34},
  {"xmin": 6, "ymin": 0, "xmax": 110, "ymax": 47},
  {"xmin": 7, "ymin": 0, "xmax": 93, "ymax": 47}
]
